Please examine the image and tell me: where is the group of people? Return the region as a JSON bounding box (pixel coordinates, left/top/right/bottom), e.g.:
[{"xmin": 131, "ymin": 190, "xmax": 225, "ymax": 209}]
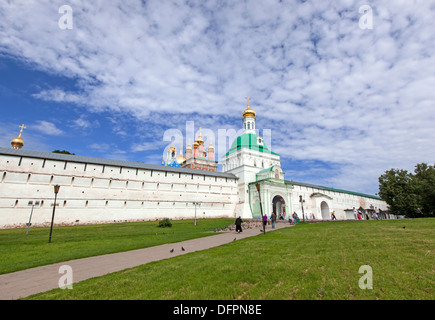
[
  {"xmin": 235, "ymin": 207, "xmax": 389, "ymax": 231},
  {"xmin": 353, "ymin": 207, "xmax": 380, "ymax": 220},
  {"xmin": 235, "ymin": 212, "xmax": 304, "ymax": 234},
  {"xmin": 234, "ymin": 211, "xmax": 280, "ymax": 234}
]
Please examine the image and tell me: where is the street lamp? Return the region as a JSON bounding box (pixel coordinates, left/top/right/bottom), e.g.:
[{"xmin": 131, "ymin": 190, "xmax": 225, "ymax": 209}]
[
  {"xmin": 26, "ymin": 200, "xmax": 40, "ymax": 235},
  {"xmin": 299, "ymin": 195, "xmax": 305, "ymax": 223},
  {"xmin": 255, "ymin": 183, "xmax": 265, "ymax": 234},
  {"xmin": 193, "ymin": 202, "xmax": 199, "ymax": 226},
  {"xmin": 48, "ymin": 185, "xmax": 60, "ymax": 243}
]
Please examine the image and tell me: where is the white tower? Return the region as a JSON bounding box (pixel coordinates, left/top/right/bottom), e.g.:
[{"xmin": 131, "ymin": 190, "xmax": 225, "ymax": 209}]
[
  {"xmin": 166, "ymin": 141, "xmax": 176, "ymax": 165},
  {"xmin": 222, "ymin": 98, "xmax": 281, "ymax": 218},
  {"xmin": 243, "ymin": 96, "xmax": 256, "ymax": 134}
]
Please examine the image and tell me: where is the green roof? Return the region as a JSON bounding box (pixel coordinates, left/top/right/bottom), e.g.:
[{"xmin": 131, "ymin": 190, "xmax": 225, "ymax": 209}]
[
  {"xmin": 225, "ymin": 133, "xmax": 279, "ymax": 156},
  {"xmin": 284, "ymin": 180, "xmax": 382, "ymax": 200},
  {"xmin": 257, "ymin": 166, "xmax": 274, "ymax": 174}
]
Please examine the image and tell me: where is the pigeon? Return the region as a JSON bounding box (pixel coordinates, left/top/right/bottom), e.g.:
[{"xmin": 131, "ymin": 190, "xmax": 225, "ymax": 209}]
[
  {"xmin": 233, "ymin": 238, "xmax": 236, "ymax": 242},
  {"xmin": 170, "ymin": 248, "xmax": 174, "ymax": 253},
  {"xmin": 181, "ymin": 246, "xmax": 185, "ymax": 251},
  {"xmin": 402, "ymin": 226, "xmax": 406, "ymax": 229}
]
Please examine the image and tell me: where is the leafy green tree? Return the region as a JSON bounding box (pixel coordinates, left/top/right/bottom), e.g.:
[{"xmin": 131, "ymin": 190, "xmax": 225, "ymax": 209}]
[
  {"xmin": 378, "ymin": 168, "xmax": 418, "ymax": 217},
  {"xmin": 413, "ymin": 163, "xmax": 435, "ymax": 216},
  {"xmin": 52, "ymin": 150, "xmax": 75, "ymax": 155},
  {"xmin": 378, "ymin": 163, "xmax": 435, "ymax": 217}
]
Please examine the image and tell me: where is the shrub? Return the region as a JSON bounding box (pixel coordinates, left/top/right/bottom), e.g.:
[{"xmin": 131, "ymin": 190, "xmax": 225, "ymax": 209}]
[{"xmin": 158, "ymin": 218, "xmax": 172, "ymax": 228}]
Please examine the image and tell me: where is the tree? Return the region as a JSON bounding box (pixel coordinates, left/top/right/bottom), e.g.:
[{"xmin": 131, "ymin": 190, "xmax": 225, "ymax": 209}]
[
  {"xmin": 52, "ymin": 150, "xmax": 75, "ymax": 155},
  {"xmin": 378, "ymin": 168, "xmax": 418, "ymax": 217},
  {"xmin": 378, "ymin": 163, "xmax": 435, "ymax": 217},
  {"xmin": 413, "ymin": 163, "xmax": 435, "ymax": 216}
]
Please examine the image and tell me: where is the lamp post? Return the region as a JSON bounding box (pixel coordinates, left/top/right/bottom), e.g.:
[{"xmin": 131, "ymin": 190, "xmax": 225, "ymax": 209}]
[
  {"xmin": 299, "ymin": 195, "xmax": 305, "ymax": 223},
  {"xmin": 193, "ymin": 202, "xmax": 199, "ymax": 226},
  {"xmin": 26, "ymin": 200, "xmax": 40, "ymax": 235},
  {"xmin": 255, "ymin": 183, "xmax": 265, "ymax": 235},
  {"xmin": 48, "ymin": 185, "xmax": 60, "ymax": 243}
]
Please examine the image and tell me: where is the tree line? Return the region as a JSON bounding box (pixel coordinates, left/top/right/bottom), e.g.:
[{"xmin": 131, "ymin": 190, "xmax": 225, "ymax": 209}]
[{"xmin": 378, "ymin": 163, "xmax": 435, "ymax": 218}]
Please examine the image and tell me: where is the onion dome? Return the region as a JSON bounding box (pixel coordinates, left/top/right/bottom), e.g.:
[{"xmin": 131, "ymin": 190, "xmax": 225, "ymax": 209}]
[
  {"xmin": 196, "ymin": 127, "xmax": 204, "ymax": 145},
  {"xmin": 186, "ymin": 140, "xmax": 192, "ymax": 152},
  {"xmin": 207, "ymin": 139, "xmax": 214, "ymax": 151},
  {"xmin": 176, "ymin": 151, "xmax": 186, "ymax": 164},
  {"xmin": 193, "ymin": 139, "xmax": 199, "ymax": 148},
  {"xmin": 11, "ymin": 136, "xmax": 24, "ymax": 149},
  {"xmin": 168, "ymin": 141, "xmax": 176, "ymax": 153},
  {"xmin": 242, "ymin": 105, "xmax": 256, "ymax": 119},
  {"xmin": 11, "ymin": 124, "xmax": 26, "ymax": 149}
]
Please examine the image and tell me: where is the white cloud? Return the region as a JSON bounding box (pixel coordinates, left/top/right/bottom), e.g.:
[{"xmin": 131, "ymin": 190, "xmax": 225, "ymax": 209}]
[
  {"xmin": 71, "ymin": 116, "xmax": 99, "ymax": 130},
  {"xmin": 32, "ymin": 121, "xmax": 64, "ymax": 136},
  {"xmin": 1, "ymin": 0, "xmax": 435, "ymax": 194}
]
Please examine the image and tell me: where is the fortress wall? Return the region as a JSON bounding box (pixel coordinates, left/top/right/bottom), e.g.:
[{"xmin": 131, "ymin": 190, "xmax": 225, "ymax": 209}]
[
  {"xmin": 0, "ymin": 153, "xmax": 239, "ymax": 228},
  {"xmin": 291, "ymin": 184, "xmax": 389, "ymax": 220}
]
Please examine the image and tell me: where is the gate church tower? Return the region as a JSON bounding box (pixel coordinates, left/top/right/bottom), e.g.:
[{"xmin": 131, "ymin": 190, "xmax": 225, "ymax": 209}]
[{"xmin": 222, "ymin": 98, "xmax": 282, "ymax": 218}]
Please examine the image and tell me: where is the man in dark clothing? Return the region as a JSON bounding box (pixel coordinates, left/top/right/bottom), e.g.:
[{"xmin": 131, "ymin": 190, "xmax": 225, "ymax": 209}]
[{"xmin": 235, "ymin": 216, "xmax": 243, "ymax": 233}]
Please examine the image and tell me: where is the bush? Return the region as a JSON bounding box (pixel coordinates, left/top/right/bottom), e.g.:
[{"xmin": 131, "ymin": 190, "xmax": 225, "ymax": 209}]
[{"xmin": 158, "ymin": 218, "xmax": 172, "ymax": 228}]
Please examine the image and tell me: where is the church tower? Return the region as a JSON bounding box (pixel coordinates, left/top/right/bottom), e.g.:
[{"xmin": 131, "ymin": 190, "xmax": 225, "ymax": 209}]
[
  {"xmin": 242, "ymin": 97, "xmax": 256, "ymax": 134},
  {"xmin": 222, "ymin": 98, "xmax": 282, "ymax": 218}
]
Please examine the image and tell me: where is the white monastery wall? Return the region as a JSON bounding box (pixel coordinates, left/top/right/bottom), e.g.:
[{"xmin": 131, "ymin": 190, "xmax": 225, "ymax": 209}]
[
  {"xmin": 290, "ymin": 184, "xmax": 389, "ymax": 220},
  {"xmin": 0, "ymin": 152, "xmax": 239, "ymax": 228}
]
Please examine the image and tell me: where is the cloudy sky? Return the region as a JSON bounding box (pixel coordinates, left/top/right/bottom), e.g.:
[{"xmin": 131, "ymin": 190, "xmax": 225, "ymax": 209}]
[{"xmin": 1, "ymin": 0, "xmax": 434, "ymax": 195}]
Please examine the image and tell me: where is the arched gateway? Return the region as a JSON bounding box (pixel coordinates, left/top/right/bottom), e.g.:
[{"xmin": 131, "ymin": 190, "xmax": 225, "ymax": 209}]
[
  {"xmin": 321, "ymin": 201, "xmax": 330, "ymax": 220},
  {"xmin": 272, "ymin": 195, "xmax": 286, "ymax": 217}
]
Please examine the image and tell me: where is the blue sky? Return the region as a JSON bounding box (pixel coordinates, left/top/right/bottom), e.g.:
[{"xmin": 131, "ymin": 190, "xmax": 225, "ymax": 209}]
[{"xmin": 1, "ymin": 0, "xmax": 435, "ymax": 195}]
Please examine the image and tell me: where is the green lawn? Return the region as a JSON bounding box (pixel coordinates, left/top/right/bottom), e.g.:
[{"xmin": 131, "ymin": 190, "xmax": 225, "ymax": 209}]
[
  {"xmin": 0, "ymin": 218, "xmax": 234, "ymax": 274},
  {"xmin": 26, "ymin": 218, "xmax": 435, "ymax": 300}
]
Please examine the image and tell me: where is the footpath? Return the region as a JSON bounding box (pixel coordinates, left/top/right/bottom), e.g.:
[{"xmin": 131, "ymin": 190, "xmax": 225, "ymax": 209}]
[{"xmin": 0, "ymin": 221, "xmax": 291, "ymax": 300}]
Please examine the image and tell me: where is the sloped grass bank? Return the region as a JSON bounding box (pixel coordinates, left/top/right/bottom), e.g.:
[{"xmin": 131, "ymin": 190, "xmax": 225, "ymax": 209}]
[{"xmin": 28, "ymin": 219, "xmax": 434, "ymax": 300}]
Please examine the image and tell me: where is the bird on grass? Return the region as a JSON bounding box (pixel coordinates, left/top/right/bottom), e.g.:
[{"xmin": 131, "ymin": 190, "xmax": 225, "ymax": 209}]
[
  {"xmin": 181, "ymin": 246, "xmax": 185, "ymax": 251},
  {"xmin": 170, "ymin": 248, "xmax": 174, "ymax": 253}
]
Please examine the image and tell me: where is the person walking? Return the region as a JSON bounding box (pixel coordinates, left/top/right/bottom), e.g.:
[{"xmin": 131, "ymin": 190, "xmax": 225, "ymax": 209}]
[
  {"xmin": 235, "ymin": 216, "xmax": 243, "ymax": 233},
  {"xmin": 271, "ymin": 211, "xmax": 277, "ymax": 229},
  {"xmin": 331, "ymin": 211, "xmax": 337, "ymax": 220},
  {"xmin": 262, "ymin": 214, "xmax": 268, "ymax": 232}
]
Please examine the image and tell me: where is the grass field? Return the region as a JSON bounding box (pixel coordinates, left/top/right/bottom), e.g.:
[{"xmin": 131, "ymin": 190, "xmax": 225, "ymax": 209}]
[
  {"xmin": 0, "ymin": 218, "xmax": 234, "ymax": 274},
  {"xmin": 22, "ymin": 218, "xmax": 434, "ymax": 300}
]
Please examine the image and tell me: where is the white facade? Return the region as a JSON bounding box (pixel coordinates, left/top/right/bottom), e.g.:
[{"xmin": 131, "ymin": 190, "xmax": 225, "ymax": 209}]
[
  {"xmin": 221, "ymin": 148, "xmax": 281, "ymax": 219},
  {"xmin": 0, "ymin": 148, "xmax": 238, "ymax": 228},
  {"xmin": 288, "ymin": 182, "xmax": 389, "ymax": 220}
]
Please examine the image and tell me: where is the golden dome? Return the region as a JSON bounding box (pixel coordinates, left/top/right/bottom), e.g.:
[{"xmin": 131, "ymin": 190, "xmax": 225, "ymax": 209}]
[
  {"xmin": 196, "ymin": 127, "xmax": 204, "ymax": 145},
  {"xmin": 176, "ymin": 151, "xmax": 186, "ymax": 164},
  {"xmin": 242, "ymin": 105, "xmax": 256, "ymax": 118},
  {"xmin": 168, "ymin": 141, "xmax": 176, "ymax": 153},
  {"xmin": 11, "ymin": 136, "xmax": 24, "ymax": 149},
  {"xmin": 11, "ymin": 124, "xmax": 26, "ymax": 149},
  {"xmin": 207, "ymin": 139, "xmax": 214, "ymax": 151}
]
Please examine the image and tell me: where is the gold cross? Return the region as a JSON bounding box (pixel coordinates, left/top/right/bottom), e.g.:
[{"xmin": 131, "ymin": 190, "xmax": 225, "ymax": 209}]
[
  {"xmin": 245, "ymin": 96, "xmax": 251, "ymax": 107},
  {"xmin": 18, "ymin": 124, "xmax": 26, "ymax": 137}
]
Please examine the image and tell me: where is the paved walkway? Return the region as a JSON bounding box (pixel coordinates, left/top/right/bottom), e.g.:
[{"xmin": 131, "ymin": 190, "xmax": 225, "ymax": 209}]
[{"xmin": 0, "ymin": 222, "xmax": 292, "ymax": 300}]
